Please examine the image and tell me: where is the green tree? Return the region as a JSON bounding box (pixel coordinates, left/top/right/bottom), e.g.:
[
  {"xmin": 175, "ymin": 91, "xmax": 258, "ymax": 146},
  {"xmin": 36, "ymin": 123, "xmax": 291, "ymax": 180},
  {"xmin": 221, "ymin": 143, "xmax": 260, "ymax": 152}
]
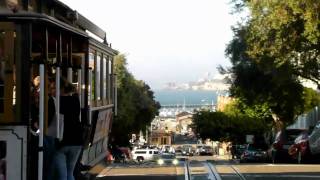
[
  {"xmin": 234, "ymin": 0, "xmax": 320, "ymax": 87},
  {"xmin": 193, "ymin": 107, "xmax": 269, "ymax": 144},
  {"xmin": 224, "ymin": 3, "xmax": 320, "ymax": 129},
  {"xmin": 111, "ymin": 54, "xmax": 160, "ymax": 145}
]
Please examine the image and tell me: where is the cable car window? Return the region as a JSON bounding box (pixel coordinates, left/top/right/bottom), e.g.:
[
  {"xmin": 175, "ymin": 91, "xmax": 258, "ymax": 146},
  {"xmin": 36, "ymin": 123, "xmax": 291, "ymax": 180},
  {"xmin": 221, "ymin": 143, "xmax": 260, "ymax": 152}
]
[
  {"xmin": 89, "ymin": 52, "xmax": 95, "ymax": 103},
  {"xmin": 72, "ymin": 54, "xmax": 83, "ymax": 91},
  {"xmin": 108, "ymin": 58, "xmax": 112, "ymax": 104},
  {"xmin": 3, "ymin": 0, "xmax": 19, "ymax": 10},
  {"xmin": 0, "ymin": 23, "xmax": 15, "ymax": 123},
  {"xmin": 28, "ymin": 0, "xmax": 38, "ymax": 11},
  {"xmin": 0, "ymin": 31, "xmax": 4, "ymax": 113},
  {"xmin": 72, "ymin": 70, "xmax": 78, "ymax": 88},
  {"xmin": 102, "ymin": 57, "xmax": 107, "ymax": 102},
  {"xmin": 96, "ymin": 54, "xmax": 101, "ymax": 101}
]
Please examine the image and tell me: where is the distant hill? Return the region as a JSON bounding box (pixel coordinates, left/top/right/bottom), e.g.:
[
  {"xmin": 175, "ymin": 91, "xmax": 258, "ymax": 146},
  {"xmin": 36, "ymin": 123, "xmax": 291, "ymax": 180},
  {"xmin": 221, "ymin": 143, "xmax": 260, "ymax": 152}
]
[{"xmin": 163, "ymin": 74, "xmax": 231, "ymax": 91}]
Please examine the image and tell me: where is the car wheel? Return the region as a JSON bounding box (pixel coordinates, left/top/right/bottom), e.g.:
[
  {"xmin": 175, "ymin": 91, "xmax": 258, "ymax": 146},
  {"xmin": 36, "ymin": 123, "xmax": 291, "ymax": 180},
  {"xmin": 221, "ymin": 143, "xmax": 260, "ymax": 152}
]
[{"xmin": 137, "ymin": 156, "xmax": 144, "ymax": 163}]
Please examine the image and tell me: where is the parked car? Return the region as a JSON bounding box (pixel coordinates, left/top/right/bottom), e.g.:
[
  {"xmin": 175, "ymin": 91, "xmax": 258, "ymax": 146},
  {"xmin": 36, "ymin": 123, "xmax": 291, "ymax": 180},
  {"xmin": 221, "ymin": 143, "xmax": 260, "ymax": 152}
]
[
  {"xmin": 195, "ymin": 145, "xmax": 204, "ymax": 155},
  {"xmin": 199, "ymin": 146, "xmax": 214, "ymax": 156},
  {"xmin": 288, "ymin": 122, "xmax": 320, "ymax": 163},
  {"xmin": 308, "ymin": 122, "xmax": 320, "ymax": 156},
  {"xmin": 288, "ymin": 130, "xmax": 310, "ymax": 163},
  {"xmin": 157, "ymin": 153, "xmax": 179, "ymax": 166},
  {"xmin": 232, "ymin": 144, "xmax": 246, "ymax": 159},
  {"xmin": 240, "ymin": 144, "xmax": 268, "ymax": 163},
  {"xmin": 269, "ymin": 129, "xmax": 306, "ymax": 163},
  {"xmin": 131, "ymin": 149, "xmax": 160, "ymax": 162},
  {"xmin": 181, "ymin": 145, "xmax": 194, "ymax": 156}
]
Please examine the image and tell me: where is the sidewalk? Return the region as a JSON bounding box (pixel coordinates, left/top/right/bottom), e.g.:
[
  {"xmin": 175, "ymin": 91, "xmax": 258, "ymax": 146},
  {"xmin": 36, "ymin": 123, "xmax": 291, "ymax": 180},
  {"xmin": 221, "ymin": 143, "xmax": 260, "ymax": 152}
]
[
  {"xmin": 213, "ymin": 154, "xmax": 231, "ymax": 160},
  {"xmin": 78, "ymin": 161, "xmax": 110, "ymax": 180}
]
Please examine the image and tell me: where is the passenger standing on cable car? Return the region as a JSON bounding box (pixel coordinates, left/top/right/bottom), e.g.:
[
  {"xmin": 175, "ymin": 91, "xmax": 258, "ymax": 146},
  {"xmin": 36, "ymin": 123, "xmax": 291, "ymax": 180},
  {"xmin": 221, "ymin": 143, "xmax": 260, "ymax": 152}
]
[
  {"xmin": 54, "ymin": 78, "xmax": 83, "ymax": 180},
  {"xmin": 44, "ymin": 78, "xmax": 58, "ymax": 180}
]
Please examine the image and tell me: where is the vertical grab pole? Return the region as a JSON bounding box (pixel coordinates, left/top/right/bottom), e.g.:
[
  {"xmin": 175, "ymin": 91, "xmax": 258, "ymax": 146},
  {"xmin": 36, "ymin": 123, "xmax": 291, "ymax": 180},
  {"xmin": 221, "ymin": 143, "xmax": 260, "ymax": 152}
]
[
  {"xmin": 38, "ymin": 64, "xmax": 45, "ymax": 180},
  {"xmin": 56, "ymin": 68, "xmax": 60, "ymax": 138},
  {"xmin": 67, "ymin": 67, "xmax": 72, "ymax": 83},
  {"xmin": 88, "ymin": 68, "xmax": 92, "ymax": 124},
  {"xmin": 114, "ymin": 74, "xmax": 117, "ymax": 116},
  {"xmin": 56, "ymin": 32, "xmax": 62, "ymax": 139}
]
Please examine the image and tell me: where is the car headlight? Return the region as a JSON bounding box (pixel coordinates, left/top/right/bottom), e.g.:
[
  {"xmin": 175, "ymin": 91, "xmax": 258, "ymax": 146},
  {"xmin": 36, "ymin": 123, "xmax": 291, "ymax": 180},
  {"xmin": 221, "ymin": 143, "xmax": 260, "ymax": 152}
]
[
  {"xmin": 157, "ymin": 159, "xmax": 164, "ymax": 165},
  {"xmin": 172, "ymin": 159, "xmax": 178, "ymax": 165}
]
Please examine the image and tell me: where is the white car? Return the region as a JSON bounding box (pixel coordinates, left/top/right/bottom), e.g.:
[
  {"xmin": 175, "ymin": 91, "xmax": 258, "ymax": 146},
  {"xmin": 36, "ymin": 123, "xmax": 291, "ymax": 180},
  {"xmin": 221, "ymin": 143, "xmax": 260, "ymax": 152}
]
[
  {"xmin": 131, "ymin": 149, "xmax": 160, "ymax": 162},
  {"xmin": 157, "ymin": 154, "xmax": 179, "ymax": 166}
]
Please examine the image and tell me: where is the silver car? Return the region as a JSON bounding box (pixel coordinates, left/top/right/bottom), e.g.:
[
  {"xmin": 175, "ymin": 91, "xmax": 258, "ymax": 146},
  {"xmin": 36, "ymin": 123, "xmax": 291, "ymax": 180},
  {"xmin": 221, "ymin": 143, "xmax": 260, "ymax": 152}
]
[{"xmin": 309, "ymin": 122, "xmax": 320, "ymax": 155}]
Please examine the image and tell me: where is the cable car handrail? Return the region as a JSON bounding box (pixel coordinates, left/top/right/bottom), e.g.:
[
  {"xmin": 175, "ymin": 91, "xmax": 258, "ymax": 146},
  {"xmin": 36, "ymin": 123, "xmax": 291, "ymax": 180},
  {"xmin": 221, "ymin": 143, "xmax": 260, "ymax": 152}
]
[{"xmin": 90, "ymin": 104, "xmax": 114, "ymax": 111}]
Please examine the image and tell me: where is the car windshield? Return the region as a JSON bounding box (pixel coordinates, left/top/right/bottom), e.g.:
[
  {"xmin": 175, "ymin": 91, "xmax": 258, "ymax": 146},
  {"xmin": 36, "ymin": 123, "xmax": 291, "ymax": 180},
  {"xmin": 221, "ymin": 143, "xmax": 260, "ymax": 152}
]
[
  {"xmin": 286, "ymin": 130, "xmax": 306, "ymax": 143},
  {"xmin": 160, "ymin": 154, "xmax": 175, "ymax": 159},
  {"xmin": 294, "ymin": 132, "xmax": 309, "ymax": 143},
  {"xmin": 247, "ymin": 144, "xmax": 267, "ymax": 151}
]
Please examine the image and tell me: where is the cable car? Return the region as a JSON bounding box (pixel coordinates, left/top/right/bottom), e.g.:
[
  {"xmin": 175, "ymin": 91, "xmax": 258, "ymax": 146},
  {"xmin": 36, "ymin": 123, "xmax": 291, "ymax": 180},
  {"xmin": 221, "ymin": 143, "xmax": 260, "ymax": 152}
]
[{"xmin": 0, "ymin": 1, "xmax": 117, "ymax": 179}]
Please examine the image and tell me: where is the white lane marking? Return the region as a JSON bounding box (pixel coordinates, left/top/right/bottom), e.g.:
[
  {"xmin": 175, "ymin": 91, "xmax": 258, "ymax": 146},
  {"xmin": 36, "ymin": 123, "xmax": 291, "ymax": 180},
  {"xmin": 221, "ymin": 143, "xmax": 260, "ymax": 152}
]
[
  {"xmin": 230, "ymin": 165, "xmax": 246, "ymax": 180},
  {"xmin": 96, "ymin": 166, "xmax": 113, "ymax": 177},
  {"xmin": 203, "ymin": 162, "xmax": 217, "ymax": 180},
  {"xmin": 207, "ymin": 162, "xmax": 222, "ymax": 180},
  {"xmin": 184, "ymin": 161, "xmax": 190, "ymax": 180}
]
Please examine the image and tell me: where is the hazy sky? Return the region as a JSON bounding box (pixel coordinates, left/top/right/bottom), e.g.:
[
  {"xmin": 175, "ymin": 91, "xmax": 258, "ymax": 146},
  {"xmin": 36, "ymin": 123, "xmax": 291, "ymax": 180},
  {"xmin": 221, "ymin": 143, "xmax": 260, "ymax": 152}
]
[{"xmin": 61, "ymin": 0, "xmax": 238, "ymax": 90}]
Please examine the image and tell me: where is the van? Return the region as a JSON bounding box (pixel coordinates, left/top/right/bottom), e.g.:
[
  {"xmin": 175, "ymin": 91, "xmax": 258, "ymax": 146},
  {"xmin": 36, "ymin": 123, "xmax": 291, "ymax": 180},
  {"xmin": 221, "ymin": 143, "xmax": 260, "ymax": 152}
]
[{"xmin": 131, "ymin": 149, "xmax": 160, "ymax": 162}]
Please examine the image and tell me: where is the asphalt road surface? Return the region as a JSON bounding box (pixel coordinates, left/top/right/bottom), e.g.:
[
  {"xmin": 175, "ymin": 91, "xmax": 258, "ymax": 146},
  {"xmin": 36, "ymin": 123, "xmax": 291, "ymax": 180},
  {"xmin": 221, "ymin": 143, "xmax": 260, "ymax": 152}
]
[
  {"xmin": 92, "ymin": 156, "xmax": 320, "ymax": 180},
  {"xmin": 97, "ymin": 175, "xmax": 180, "ymax": 180}
]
